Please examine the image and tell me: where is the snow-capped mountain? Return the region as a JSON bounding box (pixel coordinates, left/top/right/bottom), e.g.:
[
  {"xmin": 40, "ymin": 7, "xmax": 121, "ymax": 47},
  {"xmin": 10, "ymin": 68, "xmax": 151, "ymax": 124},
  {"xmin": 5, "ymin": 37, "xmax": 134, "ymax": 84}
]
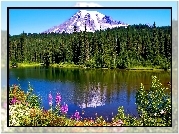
[{"xmin": 42, "ymin": 10, "xmax": 129, "ymax": 34}]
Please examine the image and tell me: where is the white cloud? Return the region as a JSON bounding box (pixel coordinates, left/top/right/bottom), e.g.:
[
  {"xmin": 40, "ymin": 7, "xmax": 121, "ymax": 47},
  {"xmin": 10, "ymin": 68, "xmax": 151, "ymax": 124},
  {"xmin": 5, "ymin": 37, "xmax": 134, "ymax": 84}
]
[{"xmin": 74, "ymin": 2, "xmax": 102, "ymax": 7}]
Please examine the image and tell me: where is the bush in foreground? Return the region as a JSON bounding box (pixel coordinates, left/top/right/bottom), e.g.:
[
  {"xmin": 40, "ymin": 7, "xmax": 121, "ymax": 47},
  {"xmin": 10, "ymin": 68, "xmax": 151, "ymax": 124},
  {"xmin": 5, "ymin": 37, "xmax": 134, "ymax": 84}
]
[{"xmin": 9, "ymin": 76, "xmax": 171, "ymax": 126}]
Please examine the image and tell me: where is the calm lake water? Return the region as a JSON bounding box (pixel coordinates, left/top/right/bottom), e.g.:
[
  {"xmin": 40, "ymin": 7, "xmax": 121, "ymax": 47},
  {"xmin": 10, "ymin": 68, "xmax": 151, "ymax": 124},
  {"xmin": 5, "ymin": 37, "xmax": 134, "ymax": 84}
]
[{"xmin": 9, "ymin": 67, "xmax": 171, "ymax": 121}]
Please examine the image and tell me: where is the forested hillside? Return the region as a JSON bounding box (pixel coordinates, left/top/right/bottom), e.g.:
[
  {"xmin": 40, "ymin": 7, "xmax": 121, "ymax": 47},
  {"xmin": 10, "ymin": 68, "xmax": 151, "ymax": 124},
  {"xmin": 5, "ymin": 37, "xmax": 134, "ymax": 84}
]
[{"xmin": 9, "ymin": 22, "xmax": 171, "ymax": 69}]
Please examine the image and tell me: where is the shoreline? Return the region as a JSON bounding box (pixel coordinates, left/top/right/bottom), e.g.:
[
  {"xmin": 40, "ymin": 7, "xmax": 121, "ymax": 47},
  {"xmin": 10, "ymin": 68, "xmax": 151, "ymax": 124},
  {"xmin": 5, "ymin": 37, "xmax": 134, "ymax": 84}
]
[{"xmin": 9, "ymin": 62, "xmax": 170, "ymax": 71}]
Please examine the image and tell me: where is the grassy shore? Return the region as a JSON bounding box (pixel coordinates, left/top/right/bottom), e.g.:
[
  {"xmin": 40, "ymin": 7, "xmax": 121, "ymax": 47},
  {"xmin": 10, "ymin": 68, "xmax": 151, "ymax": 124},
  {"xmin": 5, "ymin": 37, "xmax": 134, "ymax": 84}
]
[
  {"xmin": 126, "ymin": 66, "xmax": 165, "ymax": 71},
  {"xmin": 9, "ymin": 62, "xmax": 41, "ymax": 68},
  {"xmin": 9, "ymin": 62, "xmax": 169, "ymax": 71},
  {"xmin": 51, "ymin": 63, "xmax": 87, "ymax": 69},
  {"xmin": 18, "ymin": 63, "xmax": 41, "ymax": 67},
  {"xmin": 44, "ymin": 63, "xmax": 168, "ymax": 71}
]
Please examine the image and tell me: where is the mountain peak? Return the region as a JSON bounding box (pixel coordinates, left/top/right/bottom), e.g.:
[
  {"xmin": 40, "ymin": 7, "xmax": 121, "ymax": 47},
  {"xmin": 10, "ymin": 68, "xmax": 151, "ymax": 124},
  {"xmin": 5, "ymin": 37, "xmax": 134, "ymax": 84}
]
[
  {"xmin": 79, "ymin": 10, "xmax": 105, "ymax": 18},
  {"xmin": 42, "ymin": 10, "xmax": 128, "ymax": 34}
]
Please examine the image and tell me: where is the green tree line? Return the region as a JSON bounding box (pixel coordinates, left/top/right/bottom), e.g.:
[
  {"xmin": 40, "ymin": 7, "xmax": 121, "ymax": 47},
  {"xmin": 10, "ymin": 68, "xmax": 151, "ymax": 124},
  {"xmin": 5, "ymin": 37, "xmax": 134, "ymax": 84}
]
[{"xmin": 9, "ymin": 22, "xmax": 171, "ymax": 69}]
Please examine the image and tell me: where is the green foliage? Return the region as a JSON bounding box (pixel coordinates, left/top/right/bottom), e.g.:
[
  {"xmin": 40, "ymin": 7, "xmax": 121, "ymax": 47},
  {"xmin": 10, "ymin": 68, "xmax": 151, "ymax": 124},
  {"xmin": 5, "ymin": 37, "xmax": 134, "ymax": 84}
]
[
  {"xmin": 113, "ymin": 76, "xmax": 171, "ymax": 126},
  {"xmin": 26, "ymin": 83, "xmax": 42, "ymax": 108},
  {"xmin": 9, "ymin": 24, "xmax": 171, "ymax": 69},
  {"xmin": 9, "ymin": 83, "xmax": 41, "ymax": 108},
  {"xmin": 136, "ymin": 76, "xmax": 171, "ymax": 126}
]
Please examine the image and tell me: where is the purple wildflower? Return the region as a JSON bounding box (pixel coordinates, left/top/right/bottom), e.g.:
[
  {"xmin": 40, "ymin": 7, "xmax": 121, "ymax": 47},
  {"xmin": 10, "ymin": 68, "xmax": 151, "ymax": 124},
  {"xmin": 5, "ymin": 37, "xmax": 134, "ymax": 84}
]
[
  {"xmin": 74, "ymin": 111, "xmax": 80, "ymax": 120},
  {"xmin": 61, "ymin": 102, "xmax": 68, "ymax": 114},
  {"xmin": 48, "ymin": 92, "xmax": 53, "ymax": 107},
  {"xmin": 55, "ymin": 93, "xmax": 61, "ymax": 106},
  {"xmin": 11, "ymin": 97, "xmax": 17, "ymax": 105}
]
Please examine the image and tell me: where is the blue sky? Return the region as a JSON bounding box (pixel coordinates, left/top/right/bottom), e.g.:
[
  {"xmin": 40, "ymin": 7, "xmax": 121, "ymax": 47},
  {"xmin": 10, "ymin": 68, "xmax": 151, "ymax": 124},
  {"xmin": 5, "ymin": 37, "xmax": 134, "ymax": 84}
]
[
  {"xmin": 9, "ymin": 8, "xmax": 171, "ymax": 35},
  {"xmin": 1, "ymin": 1, "xmax": 177, "ymax": 35}
]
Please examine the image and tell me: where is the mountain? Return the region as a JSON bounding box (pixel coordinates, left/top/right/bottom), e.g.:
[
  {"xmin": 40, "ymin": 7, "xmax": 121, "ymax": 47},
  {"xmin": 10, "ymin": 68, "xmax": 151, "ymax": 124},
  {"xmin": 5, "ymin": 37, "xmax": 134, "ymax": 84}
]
[{"xmin": 42, "ymin": 10, "xmax": 129, "ymax": 34}]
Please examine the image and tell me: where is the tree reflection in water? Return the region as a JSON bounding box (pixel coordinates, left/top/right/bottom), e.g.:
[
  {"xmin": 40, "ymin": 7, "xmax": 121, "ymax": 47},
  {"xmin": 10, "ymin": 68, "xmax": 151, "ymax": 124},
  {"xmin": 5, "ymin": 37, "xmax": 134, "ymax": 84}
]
[{"xmin": 9, "ymin": 67, "xmax": 171, "ymax": 120}]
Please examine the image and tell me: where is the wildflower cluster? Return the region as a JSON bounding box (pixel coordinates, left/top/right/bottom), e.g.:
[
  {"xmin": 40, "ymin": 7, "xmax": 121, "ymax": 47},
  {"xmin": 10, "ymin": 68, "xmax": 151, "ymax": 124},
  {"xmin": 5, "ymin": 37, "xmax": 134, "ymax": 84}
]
[
  {"xmin": 55, "ymin": 93, "xmax": 61, "ymax": 106},
  {"xmin": 61, "ymin": 103, "xmax": 68, "ymax": 114},
  {"xmin": 48, "ymin": 92, "xmax": 68, "ymax": 116},
  {"xmin": 71, "ymin": 111, "xmax": 81, "ymax": 121}
]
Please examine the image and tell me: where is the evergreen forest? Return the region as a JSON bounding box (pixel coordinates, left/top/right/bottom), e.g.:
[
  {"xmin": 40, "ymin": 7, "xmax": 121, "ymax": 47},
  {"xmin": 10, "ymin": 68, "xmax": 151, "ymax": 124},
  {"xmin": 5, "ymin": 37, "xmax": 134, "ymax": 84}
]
[{"xmin": 9, "ymin": 22, "xmax": 171, "ymax": 69}]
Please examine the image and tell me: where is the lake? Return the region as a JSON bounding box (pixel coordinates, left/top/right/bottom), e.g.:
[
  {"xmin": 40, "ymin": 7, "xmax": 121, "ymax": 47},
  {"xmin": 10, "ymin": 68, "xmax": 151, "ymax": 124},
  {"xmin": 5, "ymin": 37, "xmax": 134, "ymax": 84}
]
[{"xmin": 9, "ymin": 67, "xmax": 171, "ymax": 122}]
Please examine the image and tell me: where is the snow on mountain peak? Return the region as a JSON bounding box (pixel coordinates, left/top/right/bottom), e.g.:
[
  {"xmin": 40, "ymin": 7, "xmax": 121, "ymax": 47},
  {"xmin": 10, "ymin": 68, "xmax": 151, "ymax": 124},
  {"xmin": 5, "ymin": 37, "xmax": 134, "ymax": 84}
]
[
  {"xmin": 79, "ymin": 10, "xmax": 105, "ymax": 19},
  {"xmin": 42, "ymin": 10, "xmax": 128, "ymax": 34}
]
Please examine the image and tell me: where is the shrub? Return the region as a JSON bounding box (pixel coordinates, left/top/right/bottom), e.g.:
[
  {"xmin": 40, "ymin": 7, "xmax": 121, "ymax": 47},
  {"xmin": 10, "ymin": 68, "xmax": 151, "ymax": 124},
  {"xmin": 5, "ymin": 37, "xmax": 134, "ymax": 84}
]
[{"xmin": 135, "ymin": 76, "xmax": 171, "ymax": 126}]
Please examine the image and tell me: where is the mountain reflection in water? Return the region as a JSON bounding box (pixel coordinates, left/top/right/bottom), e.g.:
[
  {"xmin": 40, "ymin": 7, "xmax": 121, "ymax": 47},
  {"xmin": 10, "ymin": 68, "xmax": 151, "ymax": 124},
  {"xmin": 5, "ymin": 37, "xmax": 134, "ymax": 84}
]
[{"xmin": 9, "ymin": 67, "xmax": 171, "ymax": 121}]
